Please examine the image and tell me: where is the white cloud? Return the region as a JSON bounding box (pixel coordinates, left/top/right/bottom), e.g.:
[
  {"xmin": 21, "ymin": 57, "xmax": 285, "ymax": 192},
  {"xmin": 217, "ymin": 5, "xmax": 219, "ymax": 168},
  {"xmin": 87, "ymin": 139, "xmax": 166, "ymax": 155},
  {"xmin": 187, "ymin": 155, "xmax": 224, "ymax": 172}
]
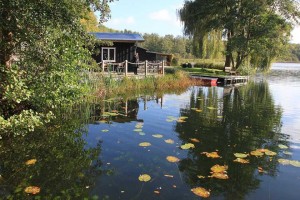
[
  {"xmin": 149, "ymin": 9, "xmax": 172, "ymax": 21},
  {"xmin": 109, "ymin": 16, "xmax": 135, "ymax": 26}
]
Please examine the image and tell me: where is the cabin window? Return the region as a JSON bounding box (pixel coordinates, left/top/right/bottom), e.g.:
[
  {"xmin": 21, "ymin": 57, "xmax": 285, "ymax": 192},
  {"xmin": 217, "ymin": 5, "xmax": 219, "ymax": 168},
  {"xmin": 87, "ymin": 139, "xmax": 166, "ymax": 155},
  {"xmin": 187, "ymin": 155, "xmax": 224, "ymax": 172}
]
[{"xmin": 101, "ymin": 47, "xmax": 116, "ymax": 62}]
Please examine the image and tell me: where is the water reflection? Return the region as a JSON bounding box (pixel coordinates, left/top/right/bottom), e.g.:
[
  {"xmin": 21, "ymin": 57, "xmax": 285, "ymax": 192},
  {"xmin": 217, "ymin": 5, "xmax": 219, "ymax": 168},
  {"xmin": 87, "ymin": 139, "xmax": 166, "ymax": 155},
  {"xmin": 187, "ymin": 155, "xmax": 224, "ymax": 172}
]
[
  {"xmin": 175, "ymin": 82, "xmax": 285, "ymax": 199},
  {"xmin": 0, "ymin": 107, "xmax": 102, "ymax": 199}
]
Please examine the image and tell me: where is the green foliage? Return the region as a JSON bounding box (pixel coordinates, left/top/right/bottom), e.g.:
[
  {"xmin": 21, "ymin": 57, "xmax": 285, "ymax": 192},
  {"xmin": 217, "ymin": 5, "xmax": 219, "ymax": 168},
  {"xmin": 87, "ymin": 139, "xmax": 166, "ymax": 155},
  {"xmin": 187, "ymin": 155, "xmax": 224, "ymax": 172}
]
[
  {"xmin": 179, "ymin": 0, "xmax": 300, "ymax": 70},
  {"xmin": 0, "ymin": 0, "xmax": 113, "ymax": 136}
]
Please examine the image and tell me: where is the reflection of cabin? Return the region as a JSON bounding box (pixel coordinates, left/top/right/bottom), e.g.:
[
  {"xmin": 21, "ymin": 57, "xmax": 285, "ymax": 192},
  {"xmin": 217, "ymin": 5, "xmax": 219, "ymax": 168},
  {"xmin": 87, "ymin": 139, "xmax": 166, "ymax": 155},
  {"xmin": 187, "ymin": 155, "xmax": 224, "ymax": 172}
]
[
  {"xmin": 136, "ymin": 47, "xmax": 173, "ymax": 66},
  {"xmin": 90, "ymin": 32, "xmax": 145, "ymax": 64}
]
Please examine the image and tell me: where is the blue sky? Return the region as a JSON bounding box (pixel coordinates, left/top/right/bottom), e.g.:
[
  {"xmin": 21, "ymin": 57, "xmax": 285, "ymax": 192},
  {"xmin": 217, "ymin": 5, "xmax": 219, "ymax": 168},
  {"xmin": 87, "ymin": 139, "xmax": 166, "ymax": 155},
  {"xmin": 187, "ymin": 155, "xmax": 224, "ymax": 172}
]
[{"xmin": 101, "ymin": 0, "xmax": 300, "ymax": 43}]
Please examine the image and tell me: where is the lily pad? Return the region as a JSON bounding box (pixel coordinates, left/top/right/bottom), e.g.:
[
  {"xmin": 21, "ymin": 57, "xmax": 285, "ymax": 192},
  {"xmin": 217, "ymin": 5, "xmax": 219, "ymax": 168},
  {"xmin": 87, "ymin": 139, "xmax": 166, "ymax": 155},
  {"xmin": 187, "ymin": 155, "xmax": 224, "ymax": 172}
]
[
  {"xmin": 234, "ymin": 153, "xmax": 248, "ymax": 158},
  {"xmin": 210, "ymin": 172, "xmax": 229, "ymax": 180},
  {"xmin": 139, "ymin": 142, "xmax": 151, "ymax": 147},
  {"xmin": 278, "ymin": 159, "xmax": 290, "ymax": 165},
  {"xmin": 24, "ymin": 186, "xmax": 40, "ymax": 194},
  {"xmin": 164, "ymin": 139, "xmax": 175, "ymax": 144},
  {"xmin": 290, "ymin": 160, "xmax": 300, "ymax": 167},
  {"xmin": 152, "ymin": 134, "xmax": 163, "ymax": 138},
  {"xmin": 138, "ymin": 174, "xmax": 151, "ymax": 182},
  {"xmin": 265, "ymin": 150, "xmax": 277, "ymax": 156},
  {"xmin": 202, "ymin": 152, "xmax": 221, "ymax": 158},
  {"xmin": 283, "ymin": 151, "xmax": 293, "ymax": 155},
  {"xmin": 191, "ymin": 187, "xmax": 210, "ymax": 198},
  {"xmin": 166, "ymin": 156, "xmax": 180, "ymax": 163},
  {"xmin": 233, "ymin": 158, "xmax": 249, "ymax": 164},
  {"xmin": 278, "ymin": 144, "xmax": 288, "ymax": 149},
  {"xmin": 250, "ymin": 150, "xmax": 264, "ymax": 157},
  {"xmin": 25, "ymin": 159, "xmax": 37, "ymax": 165},
  {"xmin": 101, "ymin": 129, "xmax": 109, "ymax": 132},
  {"xmin": 211, "ymin": 164, "xmax": 228, "ymax": 173},
  {"xmin": 181, "ymin": 143, "xmax": 195, "ymax": 150},
  {"xmin": 190, "ymin": 138, "xmax": 200, "ymax": 143},
  {"xmin": 196, "ymin": 109, "xmax": 203, "ymax": 112}
]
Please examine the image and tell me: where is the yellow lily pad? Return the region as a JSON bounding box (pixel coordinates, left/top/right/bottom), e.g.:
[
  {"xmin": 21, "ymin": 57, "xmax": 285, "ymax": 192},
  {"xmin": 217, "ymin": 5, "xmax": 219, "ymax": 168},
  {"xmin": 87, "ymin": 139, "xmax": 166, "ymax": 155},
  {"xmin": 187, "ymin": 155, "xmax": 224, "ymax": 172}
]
[
  {"xmin": 181, "ymin": 143, "xmax": 195, "ymax": 149},
  {"xmin": 265, "ymin": 150, "xmax": 277, "ymax": 156},
  {"xmin": 202, "ymin": 152, "xmax": 221, "ymax": 158},
  {"xmin": 278, "ymin": 159, "xmax": 290, "ymax": 165},
  {"xmin": 164, "ymin": 139, "xmax": 175, "ymax": 144},
  {"xmin": 138, "ymin": 174, "xmax": 151, "ymax": 182},
  {"xmin": 210, "ymin": 172, "xmax": 229, "ymax": 180},
  {"xmin": 139, "ymin": 142, "xmax": 151, "ymax": 147},
  {"xmin": 24, "ymin": 186, "xmax": 40, "ymax": 194},
  {"xmin": 134, "ymin": 129, "xmax": 143, "ymax": 132},
  {"xmin": 250, "ymin": 150, "xmax": 264, "ymax": 157},
  {"xmin": 210, "ymin": 164, "xmax": 228, "ymax": 173},
  {"xmin": 290, "ymin": 160, "xmax": 300, "ymax": 167},
  {"xmin": 278, "ymin": 144, "xmax": 288, "ymax": 149},
  {"xmin": 233, "ymin": 158, "xmax": 249, "ymax": 164},
  {"xmin": 234, "ymin": 153, "xmax": 248, "ymax": 158},
  {"xmin": 166, "ymin": 156, "xmax": 180, "ymax": 163},
  {"xmin": 25, "ymin": 159, "xmax": 37, "ymax": 165},
  {"xmin": 177, "ymin": 119, "xmax": 186, "ymax": 123},
  {"xmin": 152, "ymin": 134, "xmax": 163, "ymax": 138},
  {"xmin": 196, "ymin": 109, "xmax": 203, "ymax": 112},
  {"xmin": 191, "ymin": 187, "xmax": 210, "ymax": 198}
]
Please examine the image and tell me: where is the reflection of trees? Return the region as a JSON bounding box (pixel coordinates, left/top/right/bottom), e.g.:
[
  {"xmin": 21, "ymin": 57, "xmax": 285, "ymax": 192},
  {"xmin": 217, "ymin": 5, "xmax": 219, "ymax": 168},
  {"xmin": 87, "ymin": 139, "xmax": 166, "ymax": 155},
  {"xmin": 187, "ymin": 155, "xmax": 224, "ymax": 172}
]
[
  {"xmin": 175, "ymin": 81, "xmax": 283, "ymax": 199},
  {"xmin": 0, "ymin": 106, "xmax": 102, "ymax": 199}
]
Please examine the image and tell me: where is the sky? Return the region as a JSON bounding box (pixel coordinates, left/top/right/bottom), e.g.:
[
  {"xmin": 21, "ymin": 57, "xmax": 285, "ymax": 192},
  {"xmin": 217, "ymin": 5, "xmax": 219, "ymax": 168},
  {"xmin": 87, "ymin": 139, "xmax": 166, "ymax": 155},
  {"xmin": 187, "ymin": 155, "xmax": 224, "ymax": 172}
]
[{"xmin": 101, "ymin": 0, "xmax": 300, "ymax": 44}]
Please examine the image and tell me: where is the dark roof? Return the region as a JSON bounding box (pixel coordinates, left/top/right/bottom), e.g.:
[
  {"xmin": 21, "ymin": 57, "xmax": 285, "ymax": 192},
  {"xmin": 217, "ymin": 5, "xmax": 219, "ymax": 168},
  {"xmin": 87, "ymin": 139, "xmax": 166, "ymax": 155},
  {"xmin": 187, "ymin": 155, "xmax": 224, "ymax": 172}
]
[{"xmin": 90, "ymin": 32, "xmax": 144, "ymax": 42}]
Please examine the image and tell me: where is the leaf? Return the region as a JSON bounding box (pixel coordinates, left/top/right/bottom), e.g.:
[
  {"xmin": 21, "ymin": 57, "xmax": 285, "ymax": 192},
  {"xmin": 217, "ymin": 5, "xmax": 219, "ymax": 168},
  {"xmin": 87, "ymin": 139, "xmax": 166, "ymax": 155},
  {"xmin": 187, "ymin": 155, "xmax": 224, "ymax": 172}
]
[
  {"xmin": 265, "ymin": 150, "xmax": 277, "ymax": 156},
  {"xmin": 190, "ymin": 138, "xmax": 200, "ymax": 143},
  {"xmin": 196, "ymin": 109, "xmax": 202, "ymax": 112},
  {"xmin": 191, "ymin": 187, "xmax": 210, "ymax": 198},
  {"xmin": 138, "ymin": 174, "xmax": 151, "ymax": 182},
  {"xmin": 24, "ymin": 186, "xmax": 40, "ymax": 194},
  {"xmin": 278, "ymin": 144, "xmax": 288, "ymax": 149},
  {"xmin": 139, "ymin": 142, "xmax": 151, "ymax": 147},
  {"xmin": 197, "ymin": 175, "xmax": 206, "ymax": 179},
  {"xmin": 207, "ymin": 107, "xmax": 216, "ymax": 110},
  {"xmin": 202, "ymin": 152, "xmax": 221, "ymax": 158},
  {"xmin": 283, "ymin": 151, "xmax": 293, "ymax": 155},
  {"xmin": 25, "ymin": 159, "xmax": 37, "ymax": 165},
  {"xmin": 234, "ymin": 153, "xmax": 248, "ymax": 158},
  {"xmin": 290, "ymin": 160, "xmax": 300, "ymax": 167},
  {"xmin": 177, "ymin": 119, "xmax": 186, "ymax": 123},
  {"xmin": 250, "ymin": 150, "xmax": 264, "ymax": 157},
  {"xmin": 152, "ymin": 134, "xmax": 163, "ymax": 138},
  {"xmin": 233, "ymin": 158, "xmax": 249, "ymax": 164},
  {"xmin": 134, "ymin": 129, "xmax": 143, "ymax": 132},
  {"xmin": 181, "ymin": 143, "xmax": 195, "ymax": 149},
  {"xmin": 166, "ymin": 156, "xmax": 180, "ymax": 163},
  {"xmin": 210, "ymin": 172, "xmax": 229, "ymax": 180},
  {"xmin": 139, "ymin": 132, "xmax": 146, "ymax": 136},
  {"xmin": 210, "ymin": 164, "xmax": 228, "ymax": 173},
  {"xmin": 179, "ymin": 116, "xmax": 188, "ymax": 120},
  {"xmin": 278, "ymin": 159, "xmax": 290, "ymax": 165},
  {"xmin": 164, "ymin": 174, "xmax": 174, "ymax": 178},
  {"xmin": 164, "ymin": 139, "xmax": 175, "ymax": 144},
  {"xmin": 101, "ymin": 129, "xmax": 109, "ymax": 132}
]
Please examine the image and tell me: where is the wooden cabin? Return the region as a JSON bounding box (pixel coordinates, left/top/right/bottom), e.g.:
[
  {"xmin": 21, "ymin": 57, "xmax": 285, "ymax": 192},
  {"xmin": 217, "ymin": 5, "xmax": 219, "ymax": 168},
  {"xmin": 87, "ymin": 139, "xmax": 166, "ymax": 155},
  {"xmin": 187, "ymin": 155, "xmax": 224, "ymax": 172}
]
[
  {"xmin": 90, "ymin": 32, "xmax": 145, "ymax": 64},
  {"xmin": 136, "ymin": 47, "xmax": 173, "ymax": 66}
]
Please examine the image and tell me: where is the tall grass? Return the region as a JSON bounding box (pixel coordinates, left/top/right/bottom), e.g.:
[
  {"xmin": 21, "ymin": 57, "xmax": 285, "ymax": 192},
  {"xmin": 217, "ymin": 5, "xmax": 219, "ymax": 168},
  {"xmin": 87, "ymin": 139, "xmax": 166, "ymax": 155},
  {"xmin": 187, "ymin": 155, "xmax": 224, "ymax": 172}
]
[{"xmin": 93, "ymin": 71, "xmax": 203, "ymax": 98}]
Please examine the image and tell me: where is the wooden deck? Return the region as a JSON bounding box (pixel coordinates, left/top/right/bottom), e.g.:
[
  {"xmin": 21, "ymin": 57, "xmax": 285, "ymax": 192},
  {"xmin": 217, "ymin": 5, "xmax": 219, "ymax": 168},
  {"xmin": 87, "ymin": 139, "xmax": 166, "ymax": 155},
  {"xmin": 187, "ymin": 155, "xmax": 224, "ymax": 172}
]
[{"xmin": 191, "ymin": 75, "xmax": 249, "ymax": 86}]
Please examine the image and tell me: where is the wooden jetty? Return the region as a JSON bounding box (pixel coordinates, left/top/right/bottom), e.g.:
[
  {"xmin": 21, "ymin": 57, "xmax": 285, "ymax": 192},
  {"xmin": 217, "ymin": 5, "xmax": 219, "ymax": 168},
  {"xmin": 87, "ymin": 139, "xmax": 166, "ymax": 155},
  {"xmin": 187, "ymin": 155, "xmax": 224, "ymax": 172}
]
[{"xmin": 191, "ymin": 75, "xmax": 249, "ymax": 86}]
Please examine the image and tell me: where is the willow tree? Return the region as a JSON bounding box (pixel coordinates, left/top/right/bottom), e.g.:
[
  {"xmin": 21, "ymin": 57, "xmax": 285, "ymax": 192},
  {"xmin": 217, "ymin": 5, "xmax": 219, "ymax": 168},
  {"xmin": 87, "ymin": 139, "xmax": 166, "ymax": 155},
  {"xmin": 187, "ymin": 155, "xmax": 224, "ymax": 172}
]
[
  {"xmin": 0, "ymin": 0, "xmax": 113, "ymax": 136},
  {"xmin": 179, "ymin": 0, "xmax": 300, "ymax": 70}
]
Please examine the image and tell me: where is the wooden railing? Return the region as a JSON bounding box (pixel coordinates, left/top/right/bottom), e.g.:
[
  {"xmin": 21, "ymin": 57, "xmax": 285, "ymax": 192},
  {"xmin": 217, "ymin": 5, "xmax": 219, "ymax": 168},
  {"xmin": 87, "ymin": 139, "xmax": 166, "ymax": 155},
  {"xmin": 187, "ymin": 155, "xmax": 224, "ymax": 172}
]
[{"xmin": 97, "ymin": 60, "xmax": 165, "ymax": 77}]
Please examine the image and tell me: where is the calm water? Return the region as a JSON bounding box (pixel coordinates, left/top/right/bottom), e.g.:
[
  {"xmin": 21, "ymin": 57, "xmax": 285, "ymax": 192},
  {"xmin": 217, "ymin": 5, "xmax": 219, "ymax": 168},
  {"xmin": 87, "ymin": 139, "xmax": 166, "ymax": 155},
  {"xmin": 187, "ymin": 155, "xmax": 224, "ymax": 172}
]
[{"xmin": 1, "ymin": 63, "xmax": 300, "ymax": 199}]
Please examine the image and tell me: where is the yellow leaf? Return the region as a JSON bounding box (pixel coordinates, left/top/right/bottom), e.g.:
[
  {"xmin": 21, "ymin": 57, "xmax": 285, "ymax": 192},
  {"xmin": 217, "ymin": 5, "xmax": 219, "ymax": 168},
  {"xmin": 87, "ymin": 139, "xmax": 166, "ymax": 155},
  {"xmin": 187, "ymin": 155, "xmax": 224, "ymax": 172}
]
[
  {"xmin": 210, "ymin": 172, "xmax": 229, "ymax": 180},
  {"xmin": 197, "ymin": 175, "xmax": 206, "ymax": 179},
  {"xmin": 278, "ymin": 144, "xmax": 288, "ymax": 149},
  {"xmin": 233, "ymin": 153, "xmax": 248, "ymax": 158},
  {"xmin": 196, "ymin": 109, "xmax": 202, "ymax": 112},
  {"xmin": 278, "ymin": 159, "xmax": 290, "ymax": 165},
  {"xmin": 265, "ymin": 150, "xmax": 277, "ymax": 156},
  {"xmin": 177, "ymin": 119, "xmax": 186, "ymax": 123},
  {"xmin": 24, "ymin": 186, "xmax": 40, "ymax": 194},
  {"xmin": 152, "ymin": 134, "xmax": 163, "ymax": 138},
  {"xmin": 139, "ymin": 142, "xmax": 151, "ymax": 147},
  {"xmin": 190, "ymin": 138, "xmax": 200, "ymax": 143},
  {"xmin": 166, "ymin": 156, "xmax": 180, "ymax": 163},
  {"xmin": 181, "ymin": 143, "xmax": 195, "ymax": 150},
  {"xmin": 25, "ymin": 159, "xmax": 37, "ymax": 165},
  {"xmin": 233, "ymin": 158, "xmax": 249, "ymax": 164},
  {"xmin": 250, "ymin": 150, "xmax": 264, "ymax": 157},
  {"xmin": 164, "ymin": 174, "xmax": 174, "ymax": 178},
  {"xmin": 164, "ymin": 139, "xmax": 175, "ymax": 144},
  {"xmin": 138, "ymin": 174, "xmax": 151, "ymax": 182},
  {"xmin": 210, "ymin": 164, "xmax": 228, "ymax": 173},
  {"xmin": 202, "ymin": 152, "xmax": 221, "ymax": 158},
  {"xmin": 191, "ymin": 187, "xmax": 210, "ymax": 198}
]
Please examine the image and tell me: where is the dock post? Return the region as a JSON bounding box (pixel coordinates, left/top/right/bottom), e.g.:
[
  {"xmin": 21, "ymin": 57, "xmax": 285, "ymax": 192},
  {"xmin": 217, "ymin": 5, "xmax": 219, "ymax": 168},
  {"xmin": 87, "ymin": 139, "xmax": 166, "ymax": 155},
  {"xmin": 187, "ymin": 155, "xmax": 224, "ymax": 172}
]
[
  {"xmin": 145, "ymin": 60, "xmax": 148, "ymax": 77},
  {"xmin": 162, "ymin": 60, "xmax": 165, "ymax": 76},
  {"xmin": 101, "ymin": 61, "xmax": 104, "ymax": 72},
  {"xmin": 125, "ymin": 60, "xmax": 128, "ymax": 77}
]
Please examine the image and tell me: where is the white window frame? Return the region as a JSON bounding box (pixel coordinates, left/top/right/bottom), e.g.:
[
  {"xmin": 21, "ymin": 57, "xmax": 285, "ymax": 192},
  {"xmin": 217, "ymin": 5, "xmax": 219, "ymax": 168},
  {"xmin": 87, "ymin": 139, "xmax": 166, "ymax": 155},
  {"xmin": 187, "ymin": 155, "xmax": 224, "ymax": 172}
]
[{"xmin": 101, "ymin": 47, "xmax": 116, "ymax": 62}]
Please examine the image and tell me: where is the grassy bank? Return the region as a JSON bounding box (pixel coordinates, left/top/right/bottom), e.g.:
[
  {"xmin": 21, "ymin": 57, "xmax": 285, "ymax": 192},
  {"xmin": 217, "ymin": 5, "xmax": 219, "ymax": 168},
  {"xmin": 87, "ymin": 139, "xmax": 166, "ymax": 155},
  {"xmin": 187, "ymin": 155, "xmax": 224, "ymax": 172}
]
[{"xmin": 93, "ymin": 71, "xmax": 203, "ymax": 98}]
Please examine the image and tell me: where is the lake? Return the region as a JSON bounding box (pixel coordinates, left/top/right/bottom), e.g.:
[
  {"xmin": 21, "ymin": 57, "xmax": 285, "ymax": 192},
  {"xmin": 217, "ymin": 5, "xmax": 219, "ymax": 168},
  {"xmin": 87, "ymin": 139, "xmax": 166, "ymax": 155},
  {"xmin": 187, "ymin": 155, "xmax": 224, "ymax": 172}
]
[{"xmin": 1, "ymin": 63, "xmax": 300, "ymax": 199}]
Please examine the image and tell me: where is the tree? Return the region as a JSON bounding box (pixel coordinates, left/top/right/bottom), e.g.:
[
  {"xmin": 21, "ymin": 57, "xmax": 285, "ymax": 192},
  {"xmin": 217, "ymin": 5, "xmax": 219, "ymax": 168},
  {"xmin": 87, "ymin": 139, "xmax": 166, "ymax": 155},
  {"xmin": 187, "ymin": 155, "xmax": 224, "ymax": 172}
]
[
  {"xmin": 0, "ymin": 0, "xmax": 113, "ymax": 136},
  {"xmin": 179, "ymin": 0, "xmax": 300, "ymax": 70}
]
